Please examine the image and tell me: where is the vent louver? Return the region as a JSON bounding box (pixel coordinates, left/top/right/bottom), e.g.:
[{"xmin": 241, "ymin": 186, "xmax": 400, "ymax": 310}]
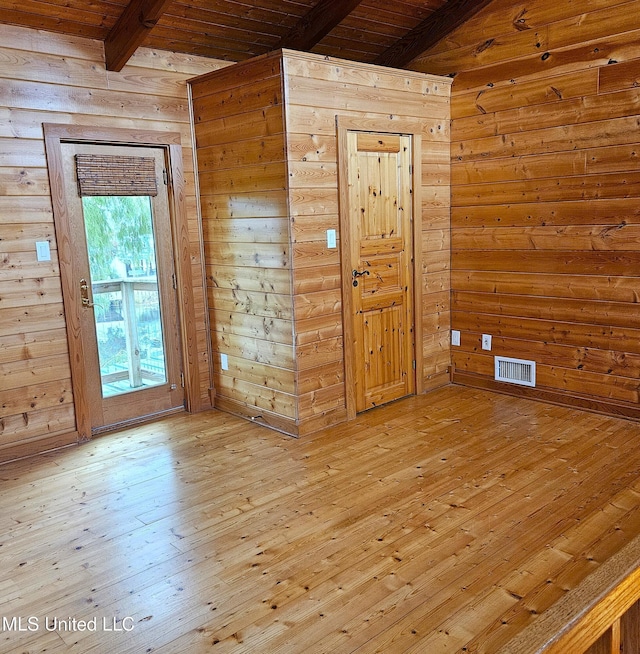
[{"xmin": 494, "ymin": 356, "xmax": 536, "ymax": 387}]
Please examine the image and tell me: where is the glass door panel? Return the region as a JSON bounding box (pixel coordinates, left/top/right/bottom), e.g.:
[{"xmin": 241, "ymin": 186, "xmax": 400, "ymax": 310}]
[{"xmin": 81, "ymin": 195, "xmax": 168, "ymax": 398}]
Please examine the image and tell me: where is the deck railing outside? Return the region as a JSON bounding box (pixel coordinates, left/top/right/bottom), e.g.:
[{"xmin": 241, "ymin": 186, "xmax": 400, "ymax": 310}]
[{"xmin": 92, "ymin": 277, "xmax": 166, "ymax": 396}]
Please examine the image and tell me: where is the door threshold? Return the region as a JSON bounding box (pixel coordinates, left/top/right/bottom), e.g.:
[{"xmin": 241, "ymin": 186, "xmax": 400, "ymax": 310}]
[{"xmin": 91, "ymin": 406, "xmax": 185, "ymax": 436}]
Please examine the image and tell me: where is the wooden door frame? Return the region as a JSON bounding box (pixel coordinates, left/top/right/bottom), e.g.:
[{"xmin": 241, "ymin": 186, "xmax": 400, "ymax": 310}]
[
  {"xmin": 336, "ymin": 116, "xmax": 424, "ymax": 420},
  {"xmin": 43, "ymin": 123, "xmax": 201, "ymax": 440}
]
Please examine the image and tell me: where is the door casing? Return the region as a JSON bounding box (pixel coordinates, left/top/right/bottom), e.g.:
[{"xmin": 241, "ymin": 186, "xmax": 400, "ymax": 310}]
[
  {"xmin": 43, "ymin": 124, "xmax": 203, "ymax": 440},
  {"xmin": 61, "ymin": 142, "xmax": 184, "ymax": 431},
  {"xmin": 337, "ymin": 116, "xmax": 424, "ymax": 420}
]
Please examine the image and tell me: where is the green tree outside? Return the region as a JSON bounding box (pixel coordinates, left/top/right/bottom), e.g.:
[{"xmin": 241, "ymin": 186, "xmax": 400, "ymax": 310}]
[{"xmin": 81, "ymin": 195, "xmax": 156, "ymax": 281}]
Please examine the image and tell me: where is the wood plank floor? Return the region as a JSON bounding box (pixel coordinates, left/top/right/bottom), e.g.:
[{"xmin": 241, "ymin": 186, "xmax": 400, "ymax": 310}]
[{"xmin": 1, "ymin": 385, "xmax": 640, "ymax": 653}]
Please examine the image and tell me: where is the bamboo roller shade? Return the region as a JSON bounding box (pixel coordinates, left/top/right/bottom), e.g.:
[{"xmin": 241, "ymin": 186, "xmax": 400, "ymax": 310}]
[{"xmin": 75, "ymin": 154, "xmax": 158, "ymax": 196}]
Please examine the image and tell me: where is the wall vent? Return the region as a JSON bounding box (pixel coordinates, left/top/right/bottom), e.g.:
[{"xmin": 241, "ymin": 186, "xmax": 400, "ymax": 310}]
[{"xmin": 494, "ymin": 356, "xmax": 536, "ymax": 387}]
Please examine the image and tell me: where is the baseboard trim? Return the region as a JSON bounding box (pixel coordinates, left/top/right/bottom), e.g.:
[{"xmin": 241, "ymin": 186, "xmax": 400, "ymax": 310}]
[
  {"xmin": 422, "ymin": 370, "xmax": 451, "ymax": 393},
  {"xmin": 297, "ymin": 407, "xmax": 348, "ymax": 437},
  {"xmin": 0, "ymin": 430, "xmax": 80, "ymax": 465},
  {"xmin": 213, "ymin": 399, "xmax": 350, "ymax": 438},
  {"xmin": 213, "ymin": 397, "xmax": 300, "ymax": 437},
  {"xmin": 453, "ymin": 371, "xmax": 640, "ymax": 421}
]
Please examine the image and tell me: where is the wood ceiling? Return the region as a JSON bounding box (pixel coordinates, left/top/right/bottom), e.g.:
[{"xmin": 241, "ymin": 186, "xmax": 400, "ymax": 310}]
[{"xmin": 0, "ymin": 0, "xmax": 493, "ymax": 71}]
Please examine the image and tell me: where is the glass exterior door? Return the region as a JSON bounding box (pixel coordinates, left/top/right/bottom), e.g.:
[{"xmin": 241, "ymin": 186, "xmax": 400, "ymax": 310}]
[{"xmin": 58, "ymin": 142, "xmax": 184, "ymax": 433}]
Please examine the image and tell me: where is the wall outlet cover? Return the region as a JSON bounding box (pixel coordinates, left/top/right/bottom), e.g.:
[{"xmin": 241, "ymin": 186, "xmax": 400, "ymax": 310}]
[
  {"xmin": 482, "ymin": 334, "xmax": 492, "ymax": 351},
  {"xmin": 451, "ymin": 330, "xmax": 461, "ymax": 346}
]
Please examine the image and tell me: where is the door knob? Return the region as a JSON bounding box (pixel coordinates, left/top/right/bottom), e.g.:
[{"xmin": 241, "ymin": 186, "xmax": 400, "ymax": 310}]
[{"xmin": 80, "ymin": 278, "xmax": 95, "ymax": 307}]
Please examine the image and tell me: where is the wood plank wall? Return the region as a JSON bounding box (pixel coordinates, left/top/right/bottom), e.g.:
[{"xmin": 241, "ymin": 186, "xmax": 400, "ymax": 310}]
[
  {"xmin": 191, "ymin": 50, "xmax": 451, "ymax": 436},
  {"xmin": 190, "ymin": 53, "xmax": 297, "ymax": 435},
  {"xmin": 412, "ymin": 0, "xmax": 640, "ymax": 419},
  {"xmin": 0, "ymin": 24, "xmax": 226, "ymax": 460},
  {"xmin": 282, "ymin": 51, "xmax": 452, "ymax": 435}
]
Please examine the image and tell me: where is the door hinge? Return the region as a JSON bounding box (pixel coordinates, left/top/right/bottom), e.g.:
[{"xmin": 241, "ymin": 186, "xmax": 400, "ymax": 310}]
[
  {"xmin": 180, "ymin": 372, "xmax": 185, "ymax": 388},
  {"xmin": 172, "ymin": 272, "xmax": 177, "ymax": 290},
  {"xmin": 413, "ymin": 360, "xmax": 416, "ymax": 370},
  {"xmin": 162, "ymin": 169, "xmax": 168, "ymax": 185},
  {"xmin": 409, "ymin": 164, "xmax": 413, "ymax": 175}
]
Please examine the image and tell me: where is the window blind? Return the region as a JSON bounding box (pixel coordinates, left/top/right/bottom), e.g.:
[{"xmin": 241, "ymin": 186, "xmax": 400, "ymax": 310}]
[{"xmin": 75, "ymin": 154, "xmax": 158, "ymax": 196}]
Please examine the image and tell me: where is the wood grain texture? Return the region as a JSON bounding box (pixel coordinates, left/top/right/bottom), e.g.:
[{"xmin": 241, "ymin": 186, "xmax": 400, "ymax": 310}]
[
  {"xmin": 0, "ymin": 0, "xmax": 452, "ymax": 67},
  {"xmin": 415, "ymin": 0, "xmax": 640, "ymax": 419},
  {"xmin": 284, "ymin": 52, "xmax": 451, "ymax": 429},
  {"xmin": 346, "ymin": 131, "xmax": 415, "ymax": 412},
  {"xmin": 375, "ymin": 0, "xmax": 495, "ymax": 68},
  {"xmin": 190, "ymin": 52, "xmax": 295, "ymax": 427},
  {"xmin": 104, "ymin": 0, "xmax": 174, "ymax": 71},
  {"xmin": 192, "ymin": 50, "xmax": 451, "ymax": 435},
  {"xmin": 2, "ymin": 386, "xmax": 640, "ymax": 651},
  {"xmin": 275, "ymin": 0, "xmax": 366, "ymax": 51},
  {"xmin": 0, "ymin": 24, "xmax": 224, "ymax": 459},
  {"xmin": 498, "ymin": 531, "xmax": 640, "ymax": 653}
]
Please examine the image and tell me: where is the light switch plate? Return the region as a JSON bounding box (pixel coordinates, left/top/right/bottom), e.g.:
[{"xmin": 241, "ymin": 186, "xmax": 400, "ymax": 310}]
[
  {"xmin": 451, "ymin": 330, "xmax": 461, "ymax": 346},
  {"xmin": 220, "ymin": 353, "xmax": 229, "ymax": 371},
  {"xmin": 36, "ymin": 241, "xmax": 51, "ymax": 261},
  {"xmin": 326, "ymin": 229, "xmax": 337, "ymax": 249},
  {"xmin": 482, "ymin": 334, "xmax": 492, "ymax": 351}
]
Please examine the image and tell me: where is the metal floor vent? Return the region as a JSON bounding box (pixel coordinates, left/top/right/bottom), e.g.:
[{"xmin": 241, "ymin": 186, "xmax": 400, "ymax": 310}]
[{"xmin": 494, "ymin": 356, "xmax": 536, "ymax": 387}]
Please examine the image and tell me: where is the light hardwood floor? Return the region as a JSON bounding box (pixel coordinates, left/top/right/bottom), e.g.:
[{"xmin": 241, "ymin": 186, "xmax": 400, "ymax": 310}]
[{"xmin": 1, "ymin": 385, "xmax": 640, "ymax": 653}]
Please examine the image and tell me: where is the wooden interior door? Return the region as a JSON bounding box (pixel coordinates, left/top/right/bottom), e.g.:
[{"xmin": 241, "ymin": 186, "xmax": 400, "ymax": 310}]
[
  {"xmin": 58, "ymin": 142, "xmax": 184, "ymax": 434},
  {"xmin": 346, "ymin": 131, "xmax": 415, "ymax": 412}
]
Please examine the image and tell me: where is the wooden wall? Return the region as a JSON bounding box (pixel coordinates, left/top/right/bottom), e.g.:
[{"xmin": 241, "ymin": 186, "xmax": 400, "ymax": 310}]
[
  {"xmin": 283, "ymin": 51, "xmax": 452, "ymax": 434},
  {"xmin": 0, "ymin": 24, "xmax": 226, "ymax": 461},
  {"xmin": 412, "ymin": 0, "xmax": 640, "ymax": 419},
  {"xmin": 190, "ymin": 54, "xmax": 297, "ymax": 435},
  {"xmin": 191, "ymin": 50, "xmax": 451, "ymax": 436}
]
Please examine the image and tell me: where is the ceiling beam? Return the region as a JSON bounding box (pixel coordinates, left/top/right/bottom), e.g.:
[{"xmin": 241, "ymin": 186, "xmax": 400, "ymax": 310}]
[
  {"xmin": 374, "ymin": 0, "xmax": 495, "ymax": 69},
  {"xmin": 104, "ymin": 0, "xmax": 174, "ymax": 72},
  {"xmin": 276, "ymin": 0, "xmax": 365, "ymax": 52}
]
